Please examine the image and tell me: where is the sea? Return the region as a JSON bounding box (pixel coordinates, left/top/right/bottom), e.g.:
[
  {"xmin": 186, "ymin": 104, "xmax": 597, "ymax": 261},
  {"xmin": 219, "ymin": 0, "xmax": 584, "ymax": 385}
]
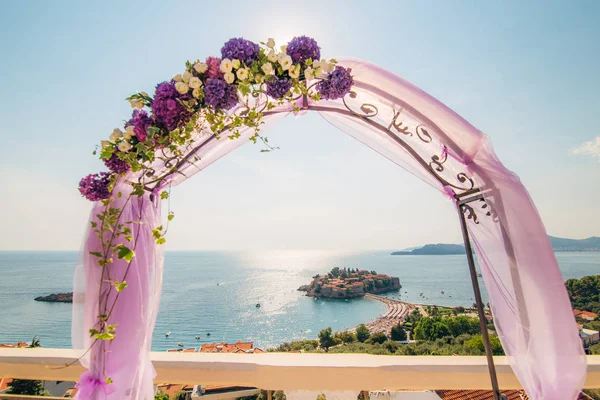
[{"xmin": 0, "ymin": 251, "xmax": 598, "ymax": 351}]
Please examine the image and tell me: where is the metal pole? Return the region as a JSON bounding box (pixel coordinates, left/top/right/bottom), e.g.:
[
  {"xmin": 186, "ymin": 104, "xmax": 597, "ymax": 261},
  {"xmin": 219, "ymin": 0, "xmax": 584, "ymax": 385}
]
[{"xmin": 457, "ymin": 205, "xmax": 502, "ymax": 400}]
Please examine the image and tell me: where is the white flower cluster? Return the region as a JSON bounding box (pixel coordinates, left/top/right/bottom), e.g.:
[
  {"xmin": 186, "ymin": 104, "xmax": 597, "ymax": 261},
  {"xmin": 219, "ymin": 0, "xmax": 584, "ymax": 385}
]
[
  {"xmin": 102, "ymin": 126, "xmax": 136, "ymax": 152},
  {"xmin": 173, "ymin": 70, "xmax": 204, "ymax": 99},
  {"xmin": 219, "ymin": 58, "xmax": 251, "ymax": 84}
]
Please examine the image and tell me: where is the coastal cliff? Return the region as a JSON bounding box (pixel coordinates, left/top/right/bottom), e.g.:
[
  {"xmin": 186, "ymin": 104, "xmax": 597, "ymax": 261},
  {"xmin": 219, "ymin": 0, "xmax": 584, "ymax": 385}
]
[
  {"xmin": 298, "ymin": 268, "xmax": 401, "ymax": 299},
  {"xmin": 34, "ymin": 292, "xmax": 73, "ymax": 303}
]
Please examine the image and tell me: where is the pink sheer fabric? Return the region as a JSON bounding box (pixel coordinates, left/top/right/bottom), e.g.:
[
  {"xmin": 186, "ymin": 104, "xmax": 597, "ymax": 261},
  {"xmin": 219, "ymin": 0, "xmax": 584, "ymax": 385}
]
[{"xmin": 73, "ymin": 59, "xmax": 585, "ymax": 399}]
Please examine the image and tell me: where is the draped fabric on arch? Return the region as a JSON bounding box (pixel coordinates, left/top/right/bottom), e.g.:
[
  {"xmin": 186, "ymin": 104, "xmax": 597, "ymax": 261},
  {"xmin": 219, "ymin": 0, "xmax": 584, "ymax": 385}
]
[{"xmin": 72, "ymin": 58, "xmax": 586, "ymax": 400}]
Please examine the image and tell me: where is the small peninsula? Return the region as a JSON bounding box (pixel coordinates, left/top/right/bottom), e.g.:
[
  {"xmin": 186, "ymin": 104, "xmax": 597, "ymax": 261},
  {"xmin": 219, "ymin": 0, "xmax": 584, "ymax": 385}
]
[
  {"xmin": 34, "ymin": 292, "xmax": 73, "ymax": 303},
  {"xmin": 298, "ymin": 268, "xmax": 401, "ymax": 299}
]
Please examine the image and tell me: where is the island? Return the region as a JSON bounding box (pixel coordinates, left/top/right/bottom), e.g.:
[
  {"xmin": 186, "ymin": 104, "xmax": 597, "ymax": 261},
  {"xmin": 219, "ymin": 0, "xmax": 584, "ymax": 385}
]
[
  {"xmin": 298, "ymin": 268, "xmax": 401, "ymax": 299},
  {"xmin": 391, "ymin": 236, "xmax": 600, "ymax": 255},
  {"xmin": 34, "ymin": 292, "xmax": 73, "ymax": 303}
]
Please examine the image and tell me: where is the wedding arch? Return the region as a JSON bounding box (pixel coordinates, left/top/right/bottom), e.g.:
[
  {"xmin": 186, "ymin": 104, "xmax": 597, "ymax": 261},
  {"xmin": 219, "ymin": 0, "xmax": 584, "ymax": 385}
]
[{"xmin": 72, "ymin": 37, "xmax": 586, "ymax": 400}]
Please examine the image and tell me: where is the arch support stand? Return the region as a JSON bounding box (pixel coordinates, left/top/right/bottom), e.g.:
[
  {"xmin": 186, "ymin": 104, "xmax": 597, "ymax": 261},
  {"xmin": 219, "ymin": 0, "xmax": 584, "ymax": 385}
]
[{"xmin": 457, "ymin": 199, "xmax": 504, "ymax": 400}]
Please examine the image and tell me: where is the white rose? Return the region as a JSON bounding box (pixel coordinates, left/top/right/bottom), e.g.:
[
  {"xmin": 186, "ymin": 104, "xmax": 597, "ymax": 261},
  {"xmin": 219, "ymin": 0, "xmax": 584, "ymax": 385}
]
[
  {"xmin": 267, "ymin": 50, "xmax": 278, "ymax": 63},
  {"xmin": 192, "ymin": 87, "xmax": 202, "ymax": 98},
  {"xmin": 118, "ymin": 141, "xmax": 132, "ymax": 152},
  {"xmin": 110, "ymin": 128, "xmax": 123, "ymax": 142},
  {"xmin": 124, "ymin": 126, "xmax": 135, "ymax": 140},
  {"xmin": 314, "ymin": 67, "xmax": 323, "ymax": 77},
  {"xmin": 175, "ymin": 81, "xmax": 189, "ymax": 94},
  {"xmin": 312, "ymin": 60, "xmax": 321, "ymax": 69},
  {"xmin": 261, "ymin": 62, "xmax": 274, "ymax": 75},
  {"xmin": 224, "ymin": 71, "xmax": 235, "ymax": 84},
  {"xmin": 304, "ymin": 67, "xmax": 314, "ymax": 80},
  {"xmin": 194, "ymin": 62, "xmax": 208, "ymax": 74},
  {"xmin": 280, "ymin": 45, "xmax": 287, "ymax": 53},
  {"xmin": 322, "ymin": 60, "xmax": 334, "ymax": 73},
  {"xmin": 173, "ymin": 73, "xmax": 183, "ymax": 82},
  {"xmin": 289, "ymin": 64, "xmax": 300, "ymax": 79},
  {"xmin": 279, "ymin": 55, "xmax": 293, "ymax": 71},
  {"xmin": 220, "ymin": 58, "xmax": 233, "ymax": 73},
  {"xmin": 188, "ymin": 76, "xmax": 202, "ymax": 89},
  {"xmin": 101, "ymin": 140, "xmax": 111, "ymax": 148},
  {"xmin": 236, "ymin": 67, "xmax": 249, "ymax": 81},
  {"xmin": 129, "ymin": 99, "xmax": 143, "ymax": 109},
  {"xmin": 182, "ymin": 71, "xmax": 192, "ymax": 83},
  {"xmin": 266, "ymin": 38, "xmax": 275, "ymax": 48},
  {"xmin": 232, "ymin": 59, "xmax": 241, "ymax": 69},
  {"xmin": 254, "ymin": 74, "xmax": 264, "ymax": 83}
]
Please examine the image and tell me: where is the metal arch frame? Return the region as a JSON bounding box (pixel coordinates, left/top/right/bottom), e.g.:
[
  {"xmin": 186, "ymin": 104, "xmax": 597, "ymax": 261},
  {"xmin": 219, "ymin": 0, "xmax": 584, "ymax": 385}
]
[{"xmin": 146, "ymin": 90, "xmax": 525, "ymax": 400}]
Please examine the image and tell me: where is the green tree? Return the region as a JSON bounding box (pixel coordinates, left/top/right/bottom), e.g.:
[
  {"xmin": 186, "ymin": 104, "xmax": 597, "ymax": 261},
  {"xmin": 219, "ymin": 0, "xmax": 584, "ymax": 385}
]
[
  {"xmin": 356, "ymin": 324, "xmax": 370, "ymax": 343},
  {"xmin": 335, "ymin": 330, "xmax": 356, "ymax": 344},
  {"xmin": 414, "ymin": 317, "xmax": 451, "ymax": 341},
  {"xmin": 330, "ymin": 267, "xmax": 340, "ymax": 277},
  {"xmin": 464, "ymin": 334, "xmax": 504, "ymax": 355},
  {"xmin": 174, "ymin": 392, "xmax": 188, "ymax": 400},
  {"xmin": 155, "ymin": 394, "xmax": 170, "ymax": 400},
  {"xmin": 319, "ymin": 327, "xmax": 337, "ymax": 351},
  {"xmin": 390, "ymin": 323, "xmax": 407, "ymax": 341},
  {"xmin": 446, "ymin": 316, "xmax": 480, "ymax": 337},
  {"xmin": 366, "ymin": 331, "xmax": 387, "ymax": 344}
]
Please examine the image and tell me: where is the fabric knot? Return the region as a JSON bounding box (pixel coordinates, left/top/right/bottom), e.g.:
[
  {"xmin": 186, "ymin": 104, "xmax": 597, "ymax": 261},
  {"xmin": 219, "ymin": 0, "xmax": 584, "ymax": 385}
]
[
  {"xmin": 443, "ymin": 185, "xmax": 457, "ymax": 202},
  {"xmin": 75, "ymin": 371, "xmax": 115, "ymax": 399}
]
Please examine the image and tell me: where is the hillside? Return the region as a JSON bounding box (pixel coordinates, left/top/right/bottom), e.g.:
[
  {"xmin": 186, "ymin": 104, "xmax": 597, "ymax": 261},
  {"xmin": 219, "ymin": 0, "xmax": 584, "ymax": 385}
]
[{"xmin": 392, "ymin": 236, "xmax": 600, "ymax": 255}]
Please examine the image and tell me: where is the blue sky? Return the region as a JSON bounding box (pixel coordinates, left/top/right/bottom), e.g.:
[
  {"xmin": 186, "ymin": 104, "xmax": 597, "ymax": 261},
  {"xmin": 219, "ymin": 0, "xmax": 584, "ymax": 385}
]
[{"xmin": 0, "ymin": 1, "xmax": 598, "ymax": 251}]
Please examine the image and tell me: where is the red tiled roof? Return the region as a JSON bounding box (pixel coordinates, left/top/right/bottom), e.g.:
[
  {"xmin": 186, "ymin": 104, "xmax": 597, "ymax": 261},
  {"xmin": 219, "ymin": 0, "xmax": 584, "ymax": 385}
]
[
  {"xmin": 436, "ymin": 390, "xmax": 591, "ymax": 400},
  {"xmin": 199, "ymin": 341, "xmax": 257, "ymax": 353},
  {"xmin": 0, "ymin": 378, "xmax": 13, "ymax": 392}
]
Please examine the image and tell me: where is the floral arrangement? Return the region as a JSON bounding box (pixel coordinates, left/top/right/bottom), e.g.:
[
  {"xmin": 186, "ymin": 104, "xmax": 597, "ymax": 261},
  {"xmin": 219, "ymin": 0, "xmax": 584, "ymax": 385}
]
[{"xmin": 76, "ymin": 36, "xmax": 353, "ymax": 388}]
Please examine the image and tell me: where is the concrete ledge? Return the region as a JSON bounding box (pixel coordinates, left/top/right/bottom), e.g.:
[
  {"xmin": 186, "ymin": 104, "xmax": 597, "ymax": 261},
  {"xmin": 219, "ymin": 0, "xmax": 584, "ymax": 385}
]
[{"xmin": 0, "ymin": 349, "xmax": 598, "ymax": 391}]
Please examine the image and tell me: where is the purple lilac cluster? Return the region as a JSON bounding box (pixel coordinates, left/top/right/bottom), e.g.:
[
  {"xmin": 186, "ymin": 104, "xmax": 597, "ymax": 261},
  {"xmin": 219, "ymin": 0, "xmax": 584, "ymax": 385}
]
[
  {"xmin": 316, "ymin": 66, "xmax": 354, "ymax": 100},
  {"xmin": 221, "ymin": 38, "xmax": 260, "ymax": 64},
  {"xmin": 205, "ymin": 56, "xmax": 223, "ymax": 79},
  {"xmin": 151, "ymin": 82, "xmax": 193, "ymax": 132},
  {"xmin": 78, "ymin": 172, "xmax": 112, "ymax": 201},
  {"xmin": 203, "ymin": 78, "xmax": 238, "ymax": 110},
  {"xmin": 126, "ymin": 109, "xmax": 152, "ymax": 142},
  {"xmin": 286, "ymin": 36, "xmax": 321, "ymax": 64},
  {"xmin": 103, "ymin": 153, "xmax": 130, "ymax": 174},
  {"xmin": 266, "ymin": 77, "xmax": 292, "ymax": 99}
]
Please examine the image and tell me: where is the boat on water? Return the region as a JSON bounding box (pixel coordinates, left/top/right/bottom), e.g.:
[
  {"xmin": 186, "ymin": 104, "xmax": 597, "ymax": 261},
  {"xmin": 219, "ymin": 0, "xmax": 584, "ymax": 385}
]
[
  {"xmin": 256, "ymin": 303, "xmax": 261, "ymax": 308},
  {"xmin": 441, "ymin": 291, "xmax": 444, "ymax": 294},
  {"xmin": 178, "ymin": 342, "xmax": 184, "ymax": 347},
  {"xmin": 206, "ymin": 331, "xmax": 211, "ymax": 336},
  {"xmin": 165, "ymin": 331, "xmax": 171, "ymax": 337}
]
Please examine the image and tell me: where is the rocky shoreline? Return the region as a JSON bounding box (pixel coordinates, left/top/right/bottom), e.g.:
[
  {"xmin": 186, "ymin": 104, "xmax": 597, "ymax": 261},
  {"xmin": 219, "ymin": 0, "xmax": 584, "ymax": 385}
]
[{"xmin": 34, "ymin": 292, "xmax": 73, "ymax": 303}]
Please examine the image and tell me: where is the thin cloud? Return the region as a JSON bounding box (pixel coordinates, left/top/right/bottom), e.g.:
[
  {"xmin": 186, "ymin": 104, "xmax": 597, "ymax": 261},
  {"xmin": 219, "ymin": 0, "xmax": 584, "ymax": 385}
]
[{"xmin": 570, "ymin": 136, "xmax": 600, "ymax": 161}]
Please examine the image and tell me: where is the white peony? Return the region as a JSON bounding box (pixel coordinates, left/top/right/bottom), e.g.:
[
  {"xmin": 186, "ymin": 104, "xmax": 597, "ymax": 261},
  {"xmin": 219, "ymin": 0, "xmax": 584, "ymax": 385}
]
[
  {"xmin": 192, "ymin": 87, "xmax": 202, "ymax": 98},
  {"xmin": 261, "ymin": 62, "xmax": 274, "ymax": 75},
  {"xmin": 110, "ymin": 128, "xmax": 123, "ymax": 142},
  {"xmin": 101, "ymin": 140, "xmax": 111, "ymax": 148},
  {"xmin": 194, "ymin": 62, "xmax": 208, "ymax": 74},
  {"xmin": 220, "ymin": 58, "xmax": 233, "ymax": 73},
  {"xmin": 236, "ymin": 67, "xmax": 249, "ymax": 81},
  {"xmin": 182, "ymin": 71, "xmax": 192, "ymax": 83},
  {"xmin": 173, "ymin": 73, "xmax": 183, "ymax": 82},
  {"xmin": 279, "ymin": 54, "xmax": 293, "ymax": 71},
  {"xmin": 124, "ymin": 126, "xmax": 135, "ymax": 140},
  {"xmin": 232, "ymin": 59, "xmax": 241, "ymax": 69},
  {"xmin": 118, "ymin": 141, "xmax": 133, "ymax": 152},
  {"xmin": 289, "ymin": 64, "xmax": 300, "ymax": 79},
  {"xmin": 266, "ymin": 38, "xmax": 275, "ymax": 48},
  {"xmin": 304, "ymin": 67, "xmax": 314, "ymax": 80},
  {"xmin": 224, "ymin": 71, "xmax": 235, "ymax": 84},
  {"xmin": 175, "ymin": 81, "xmax": 189, "ymax": 94},
  {"xmin": 267, "ymin": 50, "xmax": 278, "ymax": 63},
  {"xmin": 188, "ymin": 76, "xmax": 202, "ymax": 89}
]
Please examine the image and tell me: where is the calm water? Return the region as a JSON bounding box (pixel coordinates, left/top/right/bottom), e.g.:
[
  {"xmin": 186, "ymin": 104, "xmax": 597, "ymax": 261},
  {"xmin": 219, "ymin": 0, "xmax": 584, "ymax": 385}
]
[{"xmin": 0, "ymin": 251, "xmax": 598, "ymax": 350}]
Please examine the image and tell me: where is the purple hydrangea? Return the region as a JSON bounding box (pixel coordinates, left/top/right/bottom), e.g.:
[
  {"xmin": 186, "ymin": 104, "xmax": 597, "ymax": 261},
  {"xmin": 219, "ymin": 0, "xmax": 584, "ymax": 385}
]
[
  {"xmin": 103, "ymin": 153, "xmax": 130, "ymax": 174},
  {"xmin": 266, "ymin": 77, "xmax": 292, "ymax": 99},
  {"xmin": 203, "ymin": 78, "xmax": 238, "ymax": 110},
  {"xmin": 221, "ymin": 38, "xmax": 260, "ymax": 64},
  {"xmin": 316, "ymin": 66, "xmax": 354, "ymax": 100},
  {"xmin": 151, "ymin": 82, "xmax": 193, "ymax": 132},
  {"xmin": 78, "ymin": 172, "xmax": 112, "ymax": 202},
  {"xmin": 126, "ymin": 109, "xmax": 152, "ymax": 142},
  {"xmin": 286, "ymin": 36, "xmax": 321, "ymax": 64},
  {"xmin": 205, "ymin": 56, "xmax": 223, "ymax": 79}
]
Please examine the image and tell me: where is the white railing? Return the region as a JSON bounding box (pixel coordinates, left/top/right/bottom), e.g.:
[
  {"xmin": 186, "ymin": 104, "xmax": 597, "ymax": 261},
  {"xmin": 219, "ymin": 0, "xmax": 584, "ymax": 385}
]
[{"xmin": 0, "ymin": 349, "xmax": 599, "ymax": 391}]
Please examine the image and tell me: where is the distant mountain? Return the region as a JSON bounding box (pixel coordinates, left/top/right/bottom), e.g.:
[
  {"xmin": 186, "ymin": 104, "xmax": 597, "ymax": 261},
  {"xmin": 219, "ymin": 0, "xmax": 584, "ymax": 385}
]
[{"xmin": 392, "ymin": 236, "xmax": 600, "ymax": 255}]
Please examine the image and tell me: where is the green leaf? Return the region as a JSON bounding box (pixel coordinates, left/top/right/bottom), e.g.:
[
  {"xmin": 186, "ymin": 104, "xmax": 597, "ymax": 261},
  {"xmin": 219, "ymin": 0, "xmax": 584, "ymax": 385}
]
[
  {"xmin": 156, "ymin": 238, "xmax": 166, "ymax": 245},
  {"xmin": 160, "ymin": 191, "xmax": 169, "ymax": 200},
  {"xmin": 116, "ymin": 244, "xmax": 135, "ymax": 262},
  {"xmin": 112, "ymin": 281, "xmax": 128, "ymax": 292},
  {"xmin": 88, "ymin": 328, "xmax": 99, "ymax": 337},
  {"xmin": 105, "ymin": 377, "xmax": 113, "ymax": 385},
  {"xmin": 94, "ymin": 332, "xmax": 116, "ymax": 341},
  {"xmin": 89, "ymin": 251, "xmax": 103, "ymax": 258},
  {"xmin": 167, "ymin": 213, "xmax": 175, "ymax": 221},
  {"xmin": 90, "ymin": 221, "xmax": 97, "ymax": 228}
]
